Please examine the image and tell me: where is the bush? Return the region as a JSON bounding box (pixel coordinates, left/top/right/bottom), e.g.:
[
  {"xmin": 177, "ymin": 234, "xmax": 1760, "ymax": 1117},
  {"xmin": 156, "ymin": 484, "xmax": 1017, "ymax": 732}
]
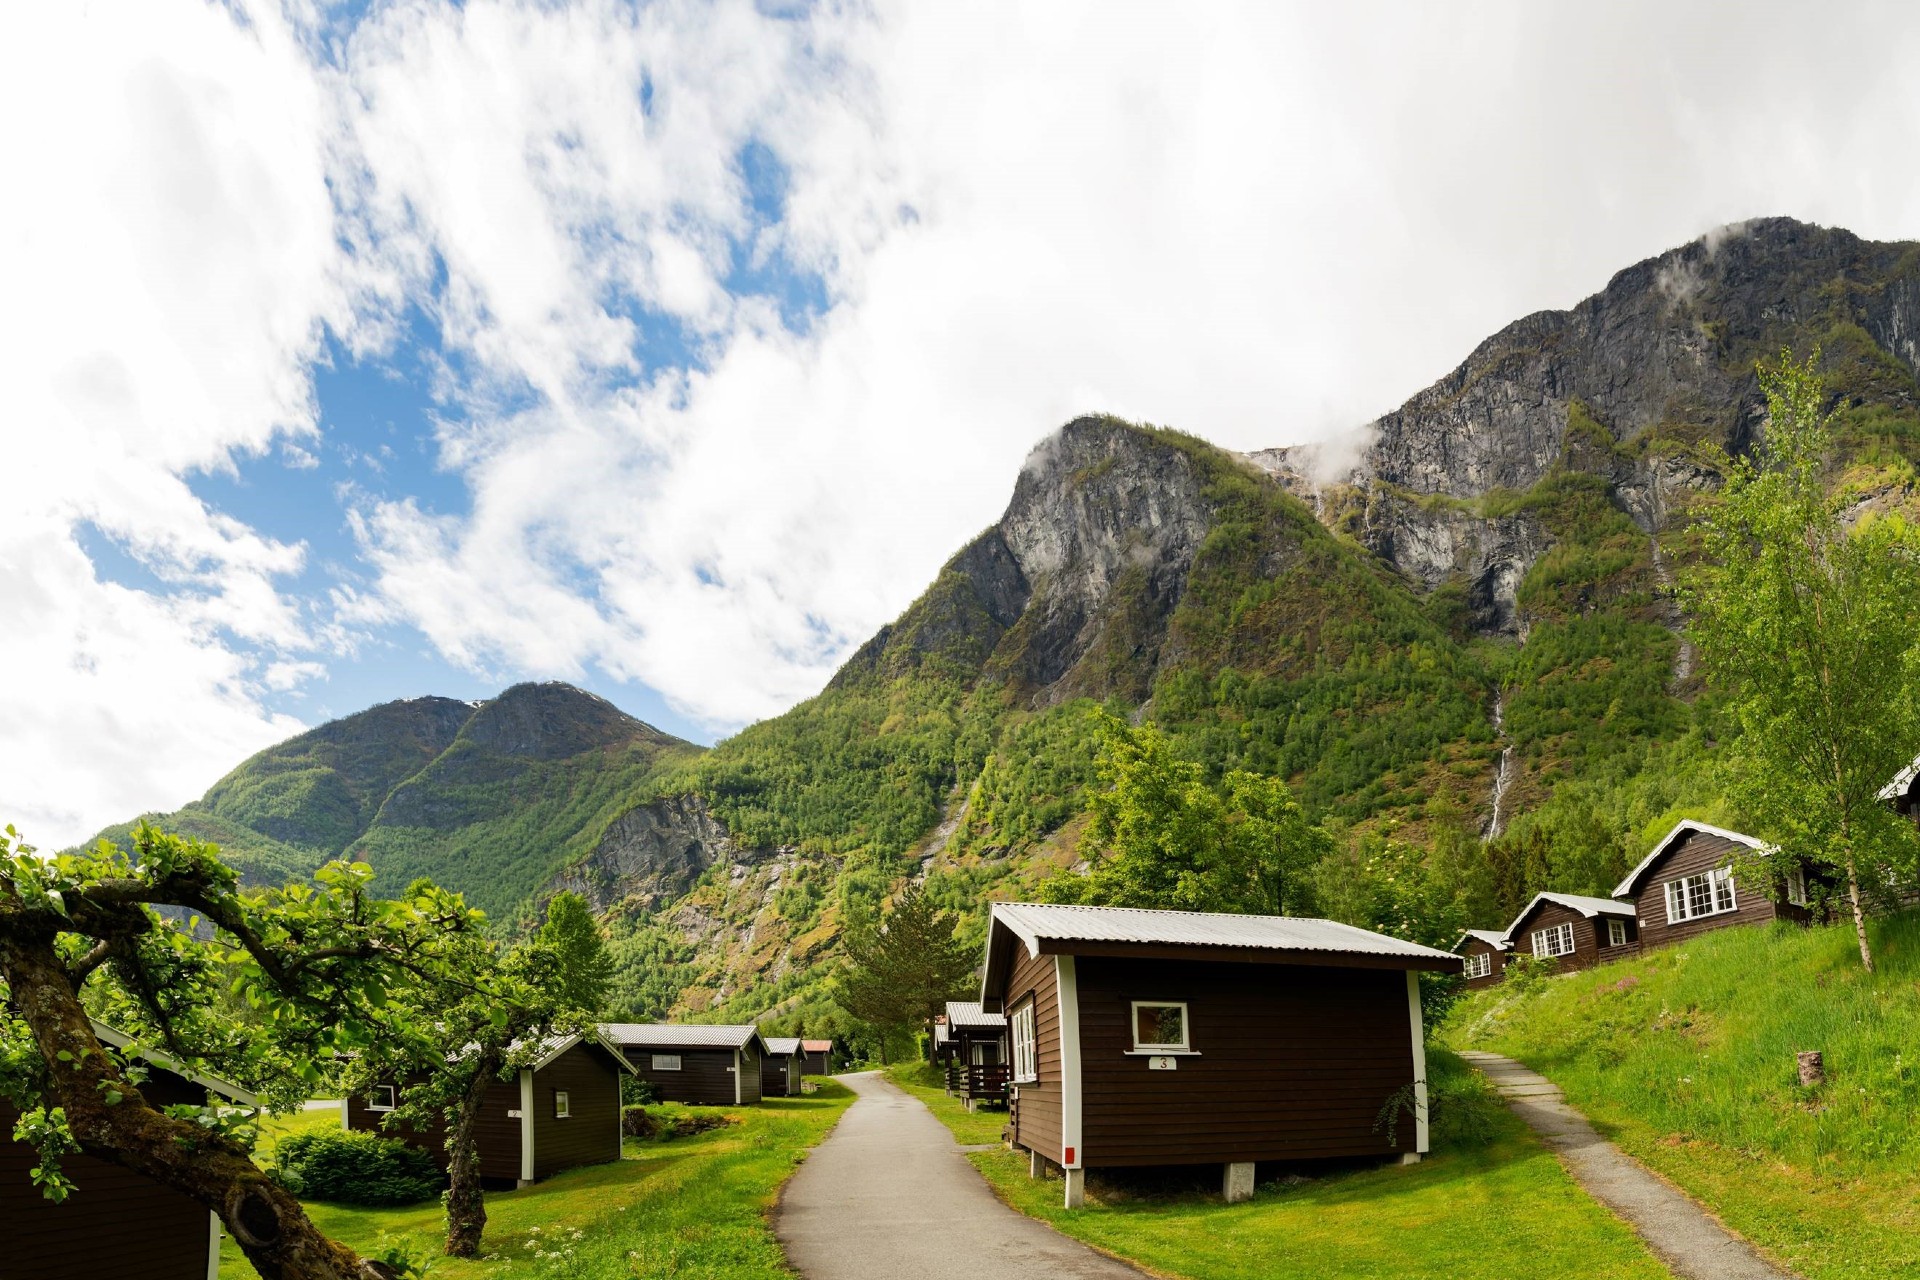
[
  {"xmin": 1502, "ymin": 952, "xmax": 1558, "ymax": 993},
  {"xmin": 622, "ymin": 1105, "xmax": 737, "ymax": 1141},
  {"xmin": 620, "ymin": 1074, "xmax": 657, "ymax": 1107},
  {"xmin": 1426, "ymin": 1044, "xmax": 1508, "ymax": 1149},
  {"xmin": 268, "ymin": 1130, "xmax": 446, "ymax": 1207}
]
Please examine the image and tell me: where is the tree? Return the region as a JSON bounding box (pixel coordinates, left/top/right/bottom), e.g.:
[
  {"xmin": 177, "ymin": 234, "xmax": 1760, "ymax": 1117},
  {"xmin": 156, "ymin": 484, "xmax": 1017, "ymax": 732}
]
[
  {"xmin": 0, "ymin": 821, "xmax": 487, "ymax": 1280},
  {"xmin": 1683, "ymin": 349, "xmax": 1920, "ymax": 970},
  {"xmin": 342, "ymin": 928, "xmax": 577, "ymax": 1257},
  {"xmin": 1042, "ymin": 713, "xmax": 1331, "ymax": 913},
  {"xmin": 835, "ymin": 887, "xmax": 975, "ymax": 1061},
  {"xmin": 537, "ymin": 890, "xmax": 613, "ymax": 1016}
]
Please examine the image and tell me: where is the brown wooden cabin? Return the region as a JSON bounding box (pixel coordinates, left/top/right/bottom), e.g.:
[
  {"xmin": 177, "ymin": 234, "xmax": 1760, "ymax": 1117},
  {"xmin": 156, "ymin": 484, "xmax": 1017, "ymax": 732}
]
[
  {"xmin": 602, "ymin": 1023, "xmax": 769, "ymax": 1105},
  {"xmin": 800, "ymin": 1039, "xmax": 834, "ymax": 1075},
  {"xmin": 1882, "ymin": 754, "xmax": 1920, "ymax": 821},
  {"xmin": 1453, "ymin": 929, "xmax": 1512, "ymax": 989},
  {"xmin": 939, "ymin": 1001, "xmax": 1011, "ymax": 1109},
  {"xmin": 346, "ymin": 1031, "xmax": 632, "ymax": 1188},
  {"xmin": 1505, "ymin": 892, "xmax": 1640, "ymax": 974},
  {"xmin": 761, "ymin": 1036, "xmax": 803, "ymax": 1097},
  {"xmin": 4, "ymin": 1021, "xmax": 254, "ymax": 1280},
  {"xmin": 979, "ymin": 901, "xmax": 1460, "ymax": 1207},
  {"xmin": 1612, "ymin": 819, "xmax": 1818, "ymax": 949}
]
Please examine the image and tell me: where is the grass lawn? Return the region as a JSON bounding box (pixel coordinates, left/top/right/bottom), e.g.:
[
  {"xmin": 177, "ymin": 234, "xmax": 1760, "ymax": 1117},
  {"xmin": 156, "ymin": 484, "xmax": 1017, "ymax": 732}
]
[
  {"xmin": 222, "ymin": 1082, "xmax": 853, "ymax": 1279},
  {"xmin": 1444, "ymin": 912, "xmax": 1920, "ymax": 1280},
  {"xmin": 890, "ymin": 1055, "xmax": 1674, "ymax": 1280}
]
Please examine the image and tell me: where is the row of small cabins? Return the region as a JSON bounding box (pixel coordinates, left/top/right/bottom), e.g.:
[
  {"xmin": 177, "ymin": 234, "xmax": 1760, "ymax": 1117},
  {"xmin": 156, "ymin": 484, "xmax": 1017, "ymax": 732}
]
[
  {"xmin": 3, "ymin": 1025, "xmax": 834, "ymax": 1280},
  {"xmin": 23, "ymin": 782, "xmax": 1920, "ymax": 1274}
]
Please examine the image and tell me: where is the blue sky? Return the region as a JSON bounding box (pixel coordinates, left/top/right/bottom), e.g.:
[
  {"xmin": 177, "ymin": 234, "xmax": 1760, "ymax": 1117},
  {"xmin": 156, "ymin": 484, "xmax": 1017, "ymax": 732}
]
[{"xmin": 9, "ymin": 0, "xmax": 1920, "ymax": 847}]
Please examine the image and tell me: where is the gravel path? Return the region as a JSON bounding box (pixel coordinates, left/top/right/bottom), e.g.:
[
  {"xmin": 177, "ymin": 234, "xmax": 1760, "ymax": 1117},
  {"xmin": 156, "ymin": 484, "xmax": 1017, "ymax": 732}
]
[
  {"xmin": 776, "ymin": 1072, "xmax": 1146, "ymax": 1280},
  {"xmin": 1459, "ymin": 1050, "xmax": 1796, "ymax": 1280}
]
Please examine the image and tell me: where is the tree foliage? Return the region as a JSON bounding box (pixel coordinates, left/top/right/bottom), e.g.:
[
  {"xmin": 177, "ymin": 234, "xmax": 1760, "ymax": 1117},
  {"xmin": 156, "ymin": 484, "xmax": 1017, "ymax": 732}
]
[
  {"xmin": 1042, "ymin": 712, "xmax": 1333, "ymax": 914},
  {"xmin": 539, "ymin": 890, "xmax": 615, "ymax": 1016},
  {"xmin": 1684, "ymin": 349, "xmax": 1920, "ymax": 969},
  {"xmin": 835, "ymin": 887, "xmax": 975, "ymax": 1060}
]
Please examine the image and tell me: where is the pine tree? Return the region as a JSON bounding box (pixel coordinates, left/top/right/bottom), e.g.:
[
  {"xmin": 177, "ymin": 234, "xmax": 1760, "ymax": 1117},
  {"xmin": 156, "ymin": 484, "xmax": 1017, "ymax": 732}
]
[
  {"xmin": 835, "ymin": 887, "xmax": 976, "ymax": 1060},
  {"xmin": 538, "ymin": 890, "xmax": 615, "ymax": 1015}
]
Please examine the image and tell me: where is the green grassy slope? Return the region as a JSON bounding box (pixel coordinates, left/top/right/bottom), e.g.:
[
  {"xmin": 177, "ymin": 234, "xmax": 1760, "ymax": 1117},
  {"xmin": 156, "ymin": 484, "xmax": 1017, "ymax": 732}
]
[{"xmin": 1443, "ymin": 914, "xmax": 1920, "ymax": 1279}]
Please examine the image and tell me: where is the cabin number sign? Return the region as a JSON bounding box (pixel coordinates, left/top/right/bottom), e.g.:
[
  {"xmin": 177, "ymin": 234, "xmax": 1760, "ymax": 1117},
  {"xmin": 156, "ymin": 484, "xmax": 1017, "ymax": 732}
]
[{"xmin": 1148, "ymin": 1055, "xmax": 1178, "ymax": 1070}]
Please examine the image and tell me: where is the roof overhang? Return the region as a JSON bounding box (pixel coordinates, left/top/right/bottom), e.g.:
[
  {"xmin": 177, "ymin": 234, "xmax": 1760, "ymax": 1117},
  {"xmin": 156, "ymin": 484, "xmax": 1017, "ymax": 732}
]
[
  {"xmin": 1612, "ymin": 819, "xmax": 1774, "ymax": 899},
  {"xmin": 1878, "ymin": 753, "xmax": 1920, "ymax": 805},
  {"xmin": 534, "ymin": 1029, "xmax": 640, "ymax": 1075},
  {"xmin": 1453, "ymin": 930, "xmax": 1512, "ymax": 953},
  {"xmin": 90, "ymin": 1021, "xmax": 257, "ymax": 1106},
  {"xmin": 1505, "ymin": 892, "xmax": 1637, "ymax": 940}
]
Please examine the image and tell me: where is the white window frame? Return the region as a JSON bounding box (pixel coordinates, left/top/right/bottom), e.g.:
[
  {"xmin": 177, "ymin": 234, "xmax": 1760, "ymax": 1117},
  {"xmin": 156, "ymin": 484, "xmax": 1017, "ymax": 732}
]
[
  {"xmin": 1129, "ymin": 1001, "xmax": 1191, "ymax": 1053},
  {"xmin": 1463, "ymin": 951, "xmax": 1492, "ymax": 979},
  {"xmin": 1664, "ymin": 866, "xmax": 1737, "ymax": 923},
  {"xmin": 1531, "ymin": 922, "xmax": 1576, "ymax": 958},
  {"xmin": 650, "ymin": 1054, "xmax": 683, "ymax": 1072},
  {"xmin": 367, "ymin": 1084, "xmax": 396, "ymax": 1112},
  {"xmin": 553, "ymin": 1089, "xmax": 570, "ymax": 1119},
  {"xmin": 1786, "ymin": 865, "xmax": 1809, "ymax": 907},
  {"xmin": 1607, "ymin": 918, "xmax": 1628, "ymax": 947},
  {"xmin": 1010, "ymin": 999, "xmax": 1038, "ymax": 1084}
]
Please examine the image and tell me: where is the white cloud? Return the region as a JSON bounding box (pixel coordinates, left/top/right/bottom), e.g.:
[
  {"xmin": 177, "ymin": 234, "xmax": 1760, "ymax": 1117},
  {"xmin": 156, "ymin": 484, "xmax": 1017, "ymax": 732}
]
[{"xmin": 0, "ymin": 0, "xmax": 339, "ymax": 845}]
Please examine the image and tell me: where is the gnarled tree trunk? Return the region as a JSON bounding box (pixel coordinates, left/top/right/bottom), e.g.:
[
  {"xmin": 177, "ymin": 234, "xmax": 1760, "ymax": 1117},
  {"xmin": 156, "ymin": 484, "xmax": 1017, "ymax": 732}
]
[
  {"xmin": 1, "ymin": 934, "xmax": 390, "ymax": 1280},
  {"xmin": 442, "ymin": 1050, "xmax": 501, "ymax": 1257}
]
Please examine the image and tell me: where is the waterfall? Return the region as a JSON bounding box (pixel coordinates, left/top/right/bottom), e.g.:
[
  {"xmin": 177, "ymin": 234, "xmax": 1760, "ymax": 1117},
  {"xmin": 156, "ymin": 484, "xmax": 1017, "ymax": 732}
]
[{"xmin": 1483, "ymin": 689, "xmax": 1514, "ymax": 840}]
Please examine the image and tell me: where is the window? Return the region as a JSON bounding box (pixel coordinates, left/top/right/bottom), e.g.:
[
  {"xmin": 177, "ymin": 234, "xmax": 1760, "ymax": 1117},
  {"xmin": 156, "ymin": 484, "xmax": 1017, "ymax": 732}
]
[
  {"xmin": 1607, "ymin": 918, "xmax": 1628, "ymax": 947},
  {"xmin": 1532, "ymin": 922, "xmax": 1576, "ymax": 958},
  {"xmin": 1664, "ymin": 866, "xmax": 1737, "ymax": 923},
  {"xmin": 651, "ymin": 1054, "xmax": 683, "ymax": 1071},
  {"xmin": 1130, "ymin": 1001, "xmax": 1190, "ymax": 1052},
  {"xmin": 368, "ymin": 1085, "xmax": 396, "ymax": 1112},
  {"xmin": 553, "ymin": 1090, "xmax": 570, "ymax": 1119},
  {"xmin": 1463, "ymin": 951, "xmax": 1493, "ymax": 979},
  {"xmin": 1010, "ymin": 1000, "xmax": 1037, "ymax": 1083},
  {"xmin": 971, "ymin": 1040, "xmax": 1001, "ymax": 1066},
  {"xmin": 1786, "ymin": 865, "xmax": 1809, "ymax": 907}
]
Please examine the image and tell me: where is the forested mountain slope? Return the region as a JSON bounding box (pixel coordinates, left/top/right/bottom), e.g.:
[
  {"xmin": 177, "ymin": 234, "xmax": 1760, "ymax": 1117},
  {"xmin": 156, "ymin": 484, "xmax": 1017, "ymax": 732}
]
[{"xmin": 90, "ymin": 217, "xmax": 1920, "ymax": 1027}]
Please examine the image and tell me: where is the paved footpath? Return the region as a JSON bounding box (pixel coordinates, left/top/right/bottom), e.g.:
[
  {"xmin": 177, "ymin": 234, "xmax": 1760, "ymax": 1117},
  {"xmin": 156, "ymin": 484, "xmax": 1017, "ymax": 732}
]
[
  {"xmin": 777, "ymin": 1072, "xmax": 1146, "ymax": 1280},
  {"xmin": 1459, "ymin": 1051, "xmax": 1796, "ymax": 1280}
]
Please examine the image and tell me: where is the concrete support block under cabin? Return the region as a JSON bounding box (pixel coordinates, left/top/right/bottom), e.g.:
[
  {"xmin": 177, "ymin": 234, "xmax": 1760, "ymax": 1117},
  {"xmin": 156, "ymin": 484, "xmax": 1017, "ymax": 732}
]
[
  {"xmin": 1029, "ymin": 1148, "xmax": 1043, "ymax": 1179},
  {"xmin": 1399, "ymin": 1152, "xmax": 1422, "ymax": 1166},
  {"xmin": 1223, "ymin": 1162, "xmax": 1256, "ymax": 1204},
  {"xmin": 1063, "ymin": 1168, "xmax": 1085, "ymax": 1209}
]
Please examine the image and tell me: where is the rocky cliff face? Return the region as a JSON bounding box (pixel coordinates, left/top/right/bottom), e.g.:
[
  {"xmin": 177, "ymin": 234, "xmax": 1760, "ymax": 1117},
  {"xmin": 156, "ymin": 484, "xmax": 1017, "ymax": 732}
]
[
  {"xmin": 545, "ymin": 792, "xmax": 767, "ymax": 913},
  {"xmin": 1254, "ymin": 218, "xmax": 1920, "ymax": 633}
]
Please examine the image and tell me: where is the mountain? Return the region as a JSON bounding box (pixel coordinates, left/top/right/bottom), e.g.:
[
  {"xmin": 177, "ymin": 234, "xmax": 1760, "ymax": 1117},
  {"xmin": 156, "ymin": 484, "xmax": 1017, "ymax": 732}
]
[
  {"xmin": 91, "ymin": 217, "xmax": 1920, "ymax": 1029},
  {"xmin": 90, "ymin": 683, "xmax": 696, "ymax": 919}
]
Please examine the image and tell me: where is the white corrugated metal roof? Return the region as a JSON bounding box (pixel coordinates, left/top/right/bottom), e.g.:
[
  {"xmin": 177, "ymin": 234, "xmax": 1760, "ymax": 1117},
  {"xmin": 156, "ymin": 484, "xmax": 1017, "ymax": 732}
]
[
  {"xmin": 90, "ymin": 1021, "xmax": 257, "ymax": 1106},
  {"xmin": 1612, "ymin": 819, "xmax": 1773, "ymax": 898},
  {"xmin": 527, "ymin": 1029, "xmax": 638, "ymax": 1073},
  {"xmin": 599, "ymin": 1023, "xmax": 764, "ymax": 1051},
  {"xmin": 1879, "ymin": 753, "xmax": 1920, "ymax": 802},
  {"xmin": 945, "ymin": 1000, "xmax": 1006, "ymax": 1028},
  {"xmin": 1455, "ymin": 929, "xmax": 1511, "ymax": 952},
  {"xmin": 1505, "ymin": 891, "xmax": 1636, "ymax": 939},
  {"xmin": 763, "ymin": 1036, "xmax": 802, "ymax": 1056},
  {"xmin": 989, "ymin": 901, "xmax": 1458, "ymax": 962}
]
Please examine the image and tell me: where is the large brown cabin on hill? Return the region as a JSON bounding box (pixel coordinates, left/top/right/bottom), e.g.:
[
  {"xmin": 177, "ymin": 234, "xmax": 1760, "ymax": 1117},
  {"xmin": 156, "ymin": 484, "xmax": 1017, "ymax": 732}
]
[
  {"xmin": 761, "ymin": 1037, "xmax": 803, "ymax": 1097},
  {"xmin": 1453, "ymin": 929, "xmax": 1511, "ymax": 989},
  {"xmin": 4, "ymin": 1022, "xmax": 254, "ymax": 1280},
  {"xmin": 602, "ymin": 1024, "xmax": 768, "ymax": 1105},
  {"xmin": 1504, "ymin": 892, "xmax": 1640, "ymax": 974},
  {"xmin": 1612, "ymin": 820, "xmax": 1817, "ymax": 949},
  {"xmin": 346, "ymin": 1031, "xmax": 632, "ymax": 1188},
  {"xmin": 979, "ymin": 901, "xmax": 1460, "ymax": 1207}
]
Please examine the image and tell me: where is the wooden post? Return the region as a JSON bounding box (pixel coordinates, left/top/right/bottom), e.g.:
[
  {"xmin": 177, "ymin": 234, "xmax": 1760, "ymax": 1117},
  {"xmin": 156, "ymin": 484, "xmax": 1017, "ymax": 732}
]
[{"xmin": 1796, "ymin": 1051, "xmax": 1825, "ymax": 1087}]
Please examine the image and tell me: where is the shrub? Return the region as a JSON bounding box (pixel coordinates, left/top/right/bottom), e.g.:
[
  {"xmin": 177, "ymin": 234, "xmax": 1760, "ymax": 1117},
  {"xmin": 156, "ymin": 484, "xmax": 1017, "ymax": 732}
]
[
  {"xmin": 269, "ymin": 1130, "xmax": 446, "ymax": 1207},
  {"xmin": 1426, "ymin": 1045, "xmax": 1507, "ymax": 1148},
  {"xmin": 1502, "ymin": 952, "xmax": 1558, "ymax": 993},
  {"xmin": 620, "ymin": 1074, "xmax": 656, "ymax": 1107},
  {"xmin": 622, "ymin": 1105, "xmax": 737, "ymax": 1141}
]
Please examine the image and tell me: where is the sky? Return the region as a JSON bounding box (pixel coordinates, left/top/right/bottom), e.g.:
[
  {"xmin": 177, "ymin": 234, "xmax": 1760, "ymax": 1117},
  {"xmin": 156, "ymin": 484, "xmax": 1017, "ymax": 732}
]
[{"xmin": 6, "ymin": 0, "xmax": 1920, "ymax": 849}]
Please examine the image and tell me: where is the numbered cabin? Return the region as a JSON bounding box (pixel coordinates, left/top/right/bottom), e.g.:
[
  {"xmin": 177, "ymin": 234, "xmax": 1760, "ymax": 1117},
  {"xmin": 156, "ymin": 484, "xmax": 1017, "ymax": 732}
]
[
  {"xmin": 761, "ymin": 1037, "xmax": 803, "ymax": 1097},
  {"xmin": 1612, "ymin": 819, "xmax": 1818, "ymax": 950},
  {"xmin": 4, "ymin": 1021, "xmax": 254, "ymax": 1280},
  {"xmin": 346, "ymin": 1030, "xmax": 633, "ymax": 1188},
  {"xmin": 800, "ymin": 1039, "xmax": 834, "ymax": 1075},
  {"xmin": 602, "ymin": 1024, "xmax": 770, "ymax": 1105},
  {"xmin": 1453, "ymin": 929, "xmax": 1512, "ymax": 989},
  {"xmin": 978, "ymin": 901, "xmax": 1460, "ymax": 1208},
  {"xmin": 939, "ymin": 1001, "xmax": 1011, "ymax": 1109},
  {"xmin": 1505, "ymin": 892, "xmax": 1639, "ymax": 973}
]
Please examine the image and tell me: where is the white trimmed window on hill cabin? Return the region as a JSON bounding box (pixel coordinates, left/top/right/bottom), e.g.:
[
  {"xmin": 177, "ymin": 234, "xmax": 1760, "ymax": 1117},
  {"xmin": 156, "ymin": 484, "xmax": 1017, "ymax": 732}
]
[
  {"xmin": 1463, "ymin": 951, "xmax": 1493, "ymax": 979},
  {"xmin": 1665, "ymin": 866, "xmax": 1736, "ymax": 922},
  {"xmin": 1010, "ymin": 1000, "xmax": 1037, "ymax": 1083},
  {"xmin": 1607, "ymin": 918, "xmax": 1628, "ymax": 947},
  {"xmin": 1532, "ymin": 922, "xmax": 1576, "ymax": 958},
  {"xmin": 1786, "ymin": 865, "xmax": 1809, "ymax": 907}
]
